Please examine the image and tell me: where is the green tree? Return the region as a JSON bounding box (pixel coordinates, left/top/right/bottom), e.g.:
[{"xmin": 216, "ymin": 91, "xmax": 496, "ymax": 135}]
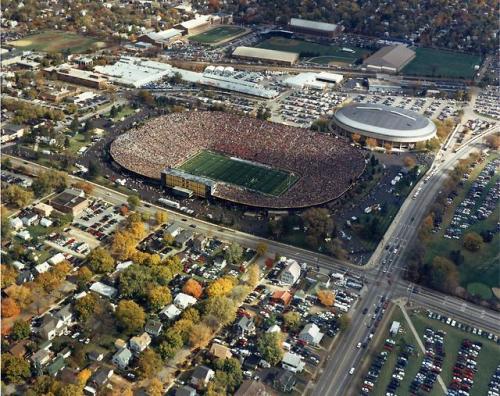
[
  {"xmin": 224, "ymin": 242, "xmax": 243, "ymax": 265},
  {"xmin": 204, "ymin": 296, "xmax": 237, "ymax": 327},
  {"xmin": 158, "ymin": 329, "xmax": 183, "ymax": 360},
  {"xmin": 430, "ymin": 256, "xmax": 459, "ymax": 293},
  {"xmin": 11, "ymin": 320, "xmax": 31, "ymax": 340},
  {"xmin": 1, "ymin": 353, "xmax": 30, "ymax": 384},
  {"xmin": 115, "ymin": 299, "xmax": 145, "ymax": 334},
  {"xmin": 74, "ymin": 293, "xmax": 99, "ymax": 322},
  {"xmin": 119, "ymin": 264, "xmax": 154, "ymax": 299},
  {"xmin": 283, "ymin": 311, "xmax": 301, "ymax": 332},
  {"xmin": 147, "ymin": 285, "xmax": 172, "ymax": 310},
  {"xmin": 87, "ymin": 160, "xmax": 101, "ymax": 179},
  {"xmin": 2, "ymin": 185, "xmax": 33, "ymax": 208},
  {"xmin": 87, "ymin": 247, "xmax": 115, "ymax": 273},
  {"xmin": 127, "ymin": 195, "xmax": 141, "ymax": 210},
  {"xmin": 257, "ymin": 332, "xmax": 283, "ymax": 366},
  {"xmin": 75, "ymin": 266, "xmax": 93, "ymax": 288},
  {"xmin": 463, "ymin": 232, "xmax": 483, "ymax": 252},
  {"xmin": 255, "ymin": 242, "xmax": 268, "ymax": 257},
  {"xmin": 137, "ymin": 349, "xmax": 162, "ymax": 379},
  {"xmin": 212, "ymin": 358, "xmax": 243, "ymax": 393}
]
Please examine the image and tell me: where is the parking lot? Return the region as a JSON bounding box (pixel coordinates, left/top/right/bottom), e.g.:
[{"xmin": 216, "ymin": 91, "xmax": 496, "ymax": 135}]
[{"xmin": 474, "ymin": 86, "xmax": 499, "ymax": 119}]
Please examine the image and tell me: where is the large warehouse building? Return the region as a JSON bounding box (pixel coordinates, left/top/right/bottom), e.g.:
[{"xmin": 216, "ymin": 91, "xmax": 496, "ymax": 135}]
[
  {"xmin": 232, "ymin": 46, "xmax": 299, "ymax": 65},
  {"xmin": 288, "ymin": 18, "xmax": 341, "ymax": 38},
  {"xmin": 332, "ymin": 103, "xmax": 436, "ymax": 149},
  {"xmin": 363, "ymin": 45, "xmax": 416, "ymax": 73}
]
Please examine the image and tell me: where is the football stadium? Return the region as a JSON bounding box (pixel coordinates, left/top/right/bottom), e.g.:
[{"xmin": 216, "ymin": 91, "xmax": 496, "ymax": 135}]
[
  {"xmin": 110, "ymin": 112, "xmax": 365, "ymax": 208},
  {"xmin": 332, "ymin": 103, "xmax": 437, "ymax": 149}
]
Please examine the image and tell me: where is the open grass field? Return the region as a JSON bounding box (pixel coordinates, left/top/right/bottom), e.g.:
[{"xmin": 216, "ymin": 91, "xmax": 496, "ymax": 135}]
[
  {"xmin": 9, "ymin": 30, "xmax": 107, "ymax": 53},
  {"xmin": 403, "ymin": 48, "xmax": 482, "ymax": 79},
  {"xmin": 424, "ymin": 155, "xmax": 500, "ymax": 299},
  {"xmin": 178, "ymin": 150, "xmax": 298, "ymax": 196},
  {"xmin": 255, "ymin": 37, "xmax": 369, "ymax": 64},
  {"xmin": 189, "ymin": 25, "xmax": 246, "ymax": 44}
]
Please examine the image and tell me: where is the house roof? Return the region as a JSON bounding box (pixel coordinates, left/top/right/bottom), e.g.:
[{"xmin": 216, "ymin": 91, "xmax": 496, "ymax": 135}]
[
  {"xmin": 176, "ymin": 385, "xmax": 197, "ymax": 396},
  {"xmin": 363, "ymin": 45, "xmax": 415, "ymax": 70},
  {"xmin": 192, "ymin": 365, "xmax": 214, "ymax": 380},
  {"xmin": 174, "ymin": 292, "xmax": 197, "ymax": 307},
  {"xmin": 160, "ymin": 304, "xmax": 182, "ymax": 319},
  {"xmin": 113, "ymin": 347, "xmax": 132, "ymax": 362},
  {"xmin": 209, "ymin": 343, "xmax": 232, "ymax": 359},
  {"xmin": 47, "ymin": 356, "xmax": 65, "ymax": 376},
  {"xmin": 282, "ymin": 352, "xmax": 303, "ymax": 367},
  {"xmin": 234, "ymin": 380, "xmax": 273, "ymax": 396},
  {"xmin": 130, "ymin": 332, "xmax": 151, "ymax": 349},
  {"xmin": 271, "ymin": 290, "xmax": 292, "ymax": 304},
  {"xmin": 145, "ymin": 319, "xmax": 163, "ymax": 335},
  {"xmin": 299, "ymin": 323, "xmax": 323, "ymax": 344}
]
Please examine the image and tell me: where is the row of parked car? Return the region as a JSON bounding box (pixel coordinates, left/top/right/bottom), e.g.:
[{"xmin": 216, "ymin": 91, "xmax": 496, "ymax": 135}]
[
  {"xmin": 360, "ymin": 350, "xmax": 389, "ymax": 395},
  {"xmin": 385, "ymin": 343, "xmax": 415, "ymax": 396},
  {"xmin": 410, "ymin": 327, "xmax": 445, "ymax": 394},
  {"xmin": 488, "ymin": 364, "xmax": 500, "ymax": 396},
  {"xmin": 446, "ymin": 339, "xmax": 482, "ymax": 396}
]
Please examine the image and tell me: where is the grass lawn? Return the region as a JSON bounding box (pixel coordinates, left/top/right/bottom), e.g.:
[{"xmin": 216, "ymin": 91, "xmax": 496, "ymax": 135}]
[
  {"xmin": 67, "ymin": 133, "xmax": 91, "ymax": 155},
  {"xmin": 9, "ymin": 30, "xmax": 107, "ymax": 53},
  {"xmin": 178, "ymin": 150, "xmax": 298, "ymax": 196},
  {"xmin": 255, "ymin": 37, "xmax": 369, "ymax": 64},
  {"xmin": 403, "ymin": 48, "xmax": 482, "ymax": 79},
  {"xmin": 107, "ymin": 105, "xmax": 135, "ymax": 121},
  {"xmin": 424, "ymin": 155, "xmax": 500, "ymax": 296},
  {"xmin": 409, "ymin": 310, "xmax": 500, "ymax": 396},
  {"xmin": 189, "ymin": 25, "xmax": 246, "ymax": 44}
]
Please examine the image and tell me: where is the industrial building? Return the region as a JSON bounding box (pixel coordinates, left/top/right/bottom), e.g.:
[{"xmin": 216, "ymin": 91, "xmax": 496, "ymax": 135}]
[
  {"xmin": 288, "ymin": 18, "xmax": 341, "ymax": 38},
  {"xmin": 363, "ymin": 45, "xmax": 416, "ymax": 73},
  {"xmin": 137, "ymin": 29, "xmax": 183, "ymax": 48},
  {"xmin": 174, "ymin": 14, "xmax": 232, "ymax": 36},
  {"xmin": 332, "ymin": 103, "xmax": 436, "ymax": 149},
  {"xmin": 232, "ymin": 46, "xmax": 299, "ymax": 65},
  {"xmin": 50, "ymin": 188, "xmax": 89, "ymax": 216},
  {"xmin": 45, "ymin": 66, "xmax": 108, "ymax": 89},
  {"xmin": 284, "ymin": 71, "xmax": 343, "ymax": 89}
]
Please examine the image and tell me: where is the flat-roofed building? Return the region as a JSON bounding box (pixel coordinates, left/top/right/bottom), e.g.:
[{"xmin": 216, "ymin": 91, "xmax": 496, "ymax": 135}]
[
  {"xmin": 174, "ymin": 15, "xmax": 211, "ymax": 35},
  {"xmin": 161, "ymin": 168, "xmax": 215, "ymax": 198},
  {"xmin": 363, "ymin": 45, "xmax": 416, "ymax": 73},
  {"xmin": 232, "ymin": 47, "xmax": 299, "ymax": 65},
  {"xmin": 46, "ymin": 66, "xmax": 108, "ymax": 89},
  {"xmin": 138, "ymin": 29, "xmax": 183, "ymax": 48},
  {"xmin": 50, "ymin": 188, "xmax": 89, "ymax": 216},
  {"xmin": 289, "ymin": 18, "xmax": 341, "ymax": 38}
]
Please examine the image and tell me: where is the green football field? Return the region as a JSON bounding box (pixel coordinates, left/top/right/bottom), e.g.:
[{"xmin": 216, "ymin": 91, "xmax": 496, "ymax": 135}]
[
  {"xmin": 403, "ymin": 47, "xmax": 482, "ymax": 79},
  {"xmin": 9, "ymin": 30, "xmax": 107, "ymax": 53},
  {"xmin": 178, "ymin": 151, "xmax": 298, "ymax": 196},
  {"xmin": 256, "ymin": 37, "xmax": 370, "ymax": 64},
  {"xmin": 189, "ymin": 26, "xmax": 246, "ymax": 44}
]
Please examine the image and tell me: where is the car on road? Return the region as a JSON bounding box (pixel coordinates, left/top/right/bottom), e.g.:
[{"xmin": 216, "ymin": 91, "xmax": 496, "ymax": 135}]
[
  {"xmin": 349, "ymin": 367, "xmax": 355, "ymax": 375},
  {"xmin": 362, "ymin": 308, "xmax": 368, "ymax": 315},
  {"xmin": 357, "ymin": 342, "xmax": 362, "ymax": 349}
]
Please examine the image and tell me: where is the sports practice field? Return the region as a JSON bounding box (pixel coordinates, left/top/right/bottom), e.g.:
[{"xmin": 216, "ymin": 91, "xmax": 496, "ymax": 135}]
[
  {"xmin": 256, "ymin": 37, "xmax": 369, "ymax": 64},
  {"xmin": 9, "ymin": 30, "xmax": 107, "ymax": 53},
  {"xmin": 403, "ymin": 47, "xmax": 481, "ymax": 79},
  {"xmin": 190, "ymin": 26, "xmax": 246, "ymax": 44},
  {"xmin": 178, "ymin": 151, "xmax": 298, "ymax": 196}
]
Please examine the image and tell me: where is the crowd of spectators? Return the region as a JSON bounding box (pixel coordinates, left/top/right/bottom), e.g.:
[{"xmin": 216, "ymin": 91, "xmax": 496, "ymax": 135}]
[{"xmin": 110, "ymin": 112, "xmax": 365, "ymax": 208}]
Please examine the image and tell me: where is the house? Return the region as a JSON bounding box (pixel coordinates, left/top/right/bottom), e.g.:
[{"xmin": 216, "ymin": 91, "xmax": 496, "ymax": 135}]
[
  {"xmin": 89, "ymin": 367, "xmax": 114, "ymax": 389},
  {"xmin": 130, "ymin": 332, "xmax": 151, "ymax": 353},
  {"xmin": 39, "ymin": 314, "xmax": 68, "ymax": 340},
  {"xmin": 164, "ymin": 223, "xmax": 182, "ymax": 237},
  {"xmin": 35, "ymin": 262, "xmax": 51, "ymax": 274},
  {"xmin": 190, "ymin": 365, "xmax": 214, "ymax": 389},
  {"xmin": 235, "ymin": 380, "xmax": 273, "ymax": 396},
  {"xmin": 9, "ymin": 217, "xmax": 23, "ymax": 230},
  {"xmin": 112, "ymin": 347, "xmax": 132, "ymax": 369},
  {"xmin": 176, "ymin": 385, "xmax": 198, "ymax": 396},
  {"xmin": 58, "ymin": 347, "xmax": 72, "ymax": 359},
  {"xmin": 266, "ymin": 324, "xmax": 281, "ymax": 334},
  {"xmin": 274, "ymin": 370, "xmax": 296, "ymax": 392},
  {"xmin": 160, "ymin": 304, "xmax": 182, "ymax": 320},
  {"xmin": 1, "ymin": 123, "xmax": 25, "ymax": 143},
  {"xmin": 16, "ymin": 230, "xmax": 31, "ymax": 241},
  {"xmin": 9, "ymin": 340, "xmax": 29, "ymax": 358},
  {"xmin": 21, "ymin": 212, "xmax": 38, "ymax": 226},
  {"xmin": 47, "ymin": 356, "xmax": 66, "ymax": 376},
  {"xmin": 48, "ymin": 253, "xmax": 66, "ymax": 265},
  {"xmin": 114, "ymin": 338, "xmax": 127, "ymax": 350},
  {"xmin": 192, "ymin": 234, "xmax": 207, "ymax": 252},
  {"xmin": 55, "ymin": 304, "xmax": 73, "ymax": 324},
  {"xmin": 213, "ymin": 256, "xmax": 226, "ymax": 269},
  {"xmin": 40, "ymin": 218, "xmax": 53, "ymax": 228},
  {"xmin": 279, "ymin": 259, "xmax": 301, "ymax": 285},
  {"xmin": 209, "ymin": 343, "xmax": 232, "ymax": 360},
  {"xmin": 174, "ymin": 229, "xmax": 194, "ymax": 247},
  {"xmin": 281, "ymin": 352, "xmax": 305, "ymax": 373},
  {"xmin": 17, "ymin": 270, "xmax": 34, "ymax": 284},
  {"xmin": 234, "ymin": 316, "xmax": 256, "ymax": 337},
  {"xmin": 145, "ymin": 319, "xmax": 163, "ymax": 337},
  {"xmin": 174, "ymin": 293, "xmax": 197, "ymax": 310},
  {"xmin": 90, "ymin": 282, "xmax": 117, "ymax": 298},
  {"xmin": 271, "ymin": 290, "xmax": 293, "ymax": 306},
  {"xmin": 87, "ymin": 350, "xmax": 104, "ymax": 362},
  {"xmin": 12, "ymin": 260, "xmax": 25, "ymax": 271},
  {"xmin": 298, "ymin": 323, "xmax": 324, "ymax": 346},
  {"xmin": 33, "ymin": 202, "xmax": 53, "ymax": 217},
  {"xmin": 31, "ymin": 348, "xmax": 52, "ymax": 369}
]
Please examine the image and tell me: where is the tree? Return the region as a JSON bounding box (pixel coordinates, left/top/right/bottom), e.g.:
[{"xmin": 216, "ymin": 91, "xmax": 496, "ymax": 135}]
[
  {"xmin": 75, "ymin": 266, "xmax": 93, "ymax": 288},
  {"xmin": 137, "ymin": 349, "xmax": 162, "ymax": 379},
  {"xmin": 1, "ymin": 207, "xmax": 11, "ymax": 238},
  {"xmin": 116, "ymin": 300, "xmax": 145, "ymax": 334},
  {"xmin": 182, "ymin": 278, "xmax": 203, "ymax": 298},
  {"xmin": 158, "ymin": 330, "xmax": 183, "ymax": 360},
  {"xmin": 137, "ymin": 90, "xmax": 154, "ymax": 106},
  {"xmin": 189, "ymin": 323, "xmax": 213, "ymax": 348},
  {"xmin": 87, "ymin": 247, "xmax": 115, "ymax": 273},
  {"xmin": 127, "ymin": 220, "xmax": 146, "ymax": 241},
  {"xmin": 181, "ymin": 307, "xmax": 200, "ymax": 323},
  {"xmin": 7, "ymin": 285, "xmax": 32, "ymax": 308},
  {"xmin": 303, "ymin": 207, "xmax": 333, "ymax": 246},
  {"xmin": 230, "ymin": 285, "xmax": 251, "ymax": 304},
  {"xmin": 155, "ymin": 210, "xmax": 168, "ymax": 225},
  {"xmin": 317, "ymin": 289, "xmax": 335, "ymax": 307},
  {"xmin": 163, "ymin": 233, "xmax": 174, "ymax": 246},
  {"xmin": 2, "ymin": 185, "xmax": 33, "ymax": 208},
  {"xmin": 337, "ymin": 315, "xmax": 351, "ymax": 331},
  {"xmin": 365, "ymin": 138, "xmax": 377, "ymax": 148},
  {"xmin": 212, "ymin": 358, "xmax": 243, "ymax": 393},
  {"xmin": 11, "ymin": 320, "xmax": 30, "ymax": 340},
  {"xmin": 206, "ymin": 276, "xmax": 236, "ymax": 297},
  {"xmin": 204, "ymin": 296, "xmax": 237, "ymax": 326},
  {"xmin": 147, "ymin": 285, "xmax": 172, "ymax": 310},
  {"xmin": 77, "ymin": 368, "xmax": 92, "ymax": 387},
  {"xmin": 88, "ymin": 160, "xmax": 101, "ymax": 179},
  {"xmin": 351, "ymin": 133, "xmax": 361, "ymax": 144},
  {"xmin": 1, "ymin": 265, "xmax": 17, "ymax": 288},
  {"xmin": 485, "ymin": 134, "xmax": 500, "ymax": 150},
  {"xmin": 147, "ymin": 378, "xmax": 163, "ymax": 396},
  {"xmin": 257, "ymin": 332, "xmax": 283, "ymax": 366},
  {"xmin": 255, "ymin": 242, "xmax": 268, "ymax": 257},
  {"xmin": 127, "ymin": 195, "xmax": 141, "ymax": 210},
  {"xmin": 70, "ymin": 115, "xmax": 79, "ymax": 131},
  {"xmin": 1, "ymin": 353, "xmax": 30, "ymax": 384},
  {"xmin": 430, "ymin": 256, "xmax": 459, "ymax": 293},
  {"xmin": 384, "ymin": 142, "xmax": 393, "ymax": 154},
  {"xmin": 73, "ymin": 181, "xmax": 94, "ymax": 195},
  {"xmin": 463, "ymin": 232, "xmax": 483, "ymax": 252},
  {"xmin": 111, "ymin": 230, "xmax": 137, "ymax": 260},
  {"xmin": 2, "ymin": 298, "xmax": 20, "ymax": 318},
  {"xmin": 245, "ymin": 264, "xmax": 260, "ymax": 287},
  {"xmin": 75, "ymin": 293, "xmax": 99, "ymax": 322},
  {"xmin": 403, "ymin": 156, "xmax": 416, "ymax": 168},
  {"xmin": 224, "ymin": 243, "xmax": 243, "ymax": 265},
  {"xmin": 283, "ymin": 312, "xmax": 301, "ymax": 332}
]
